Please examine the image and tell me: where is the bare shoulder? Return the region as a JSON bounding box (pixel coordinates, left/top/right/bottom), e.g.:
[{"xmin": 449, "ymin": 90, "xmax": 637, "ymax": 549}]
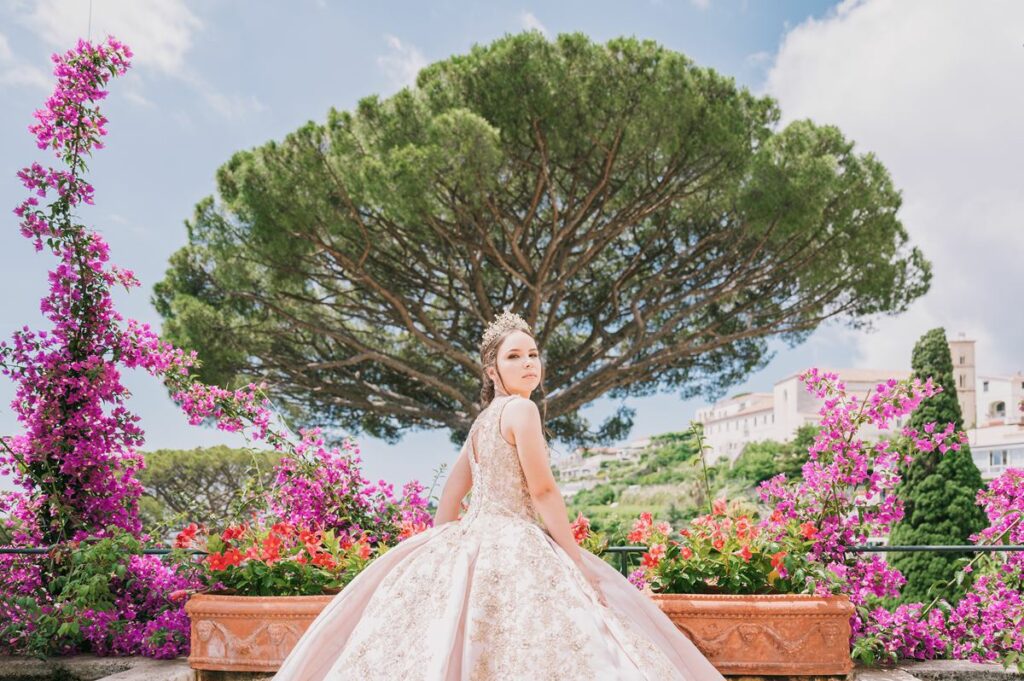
[
  {"xmin": 503, "ymin": 396, "xmax": 540, "ymax": 424},
  {"xmin": 500, "ymin": 397, "xmax": 541, "ymax": 445}
]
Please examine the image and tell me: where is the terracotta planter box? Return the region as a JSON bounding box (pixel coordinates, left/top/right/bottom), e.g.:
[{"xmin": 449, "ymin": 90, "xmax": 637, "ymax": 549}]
[
  {"xmin": 649, "ymin": 592, "xmax": 854, "ymax": 677},
  {"xmin": 185, "ymin": 592, "xmax": 334, "ymax": 672}
]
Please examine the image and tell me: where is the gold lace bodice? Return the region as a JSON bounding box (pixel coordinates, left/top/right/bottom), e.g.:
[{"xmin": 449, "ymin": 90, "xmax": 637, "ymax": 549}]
[{"xmin": 462, "ymin": 394, "xmax": 541, "ymax": 525}]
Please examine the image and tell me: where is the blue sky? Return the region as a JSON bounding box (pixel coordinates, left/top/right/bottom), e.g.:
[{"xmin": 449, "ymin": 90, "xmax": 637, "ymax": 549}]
[{"xmin": 2, "ymin": 1, "xmax": 1021, "ymax": 496}]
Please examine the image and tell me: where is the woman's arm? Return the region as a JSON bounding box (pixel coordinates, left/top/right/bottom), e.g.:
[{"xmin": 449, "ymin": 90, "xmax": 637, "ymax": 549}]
[
  {"xmin": 502, "ymin": 398, "xmax": 586, "ymax": 569},
  {"xmin": 433, "ymin": 442, "xmax": 473, "ymax": 525}
]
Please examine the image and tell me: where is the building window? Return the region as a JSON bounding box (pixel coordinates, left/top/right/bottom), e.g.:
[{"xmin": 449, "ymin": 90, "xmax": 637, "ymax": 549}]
[
  {"xmin": 959, "ymin": 355, "xmax": 965, "ymax": 365},
  {"xmin": 959, "ymin": 374, "xmax": 964, "ymax": 388},
  {"xmin": 990, "ymin": 451, "xmax": 1005, "ymax": 467},
  {"xmin": 982, "ymin": 381, "xmax": 989, "ymax": 392}
]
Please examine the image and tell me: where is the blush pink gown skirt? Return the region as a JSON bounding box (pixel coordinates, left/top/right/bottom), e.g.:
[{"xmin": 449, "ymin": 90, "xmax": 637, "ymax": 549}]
[{"xmin": 271, "ymin": 394, "xmax": 725, "ymax": 680}]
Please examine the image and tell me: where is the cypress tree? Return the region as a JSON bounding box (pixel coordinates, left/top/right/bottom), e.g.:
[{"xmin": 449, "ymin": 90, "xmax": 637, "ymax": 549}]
[{"xmin": 888, "ymin": 328, "xmax": 987, "ymax": 603}]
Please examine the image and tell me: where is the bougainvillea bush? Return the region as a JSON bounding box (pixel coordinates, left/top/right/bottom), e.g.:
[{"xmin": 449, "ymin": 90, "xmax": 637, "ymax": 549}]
[
  {"xmin": 0, "ymin": 36, "xmax": 430, "ymax": 659},
  {"xmin": 622, "ymin": 369, "xmax": 1023, "ymax": 670},
  {"xmin": 259, "ymin": 427, "xmax": 433, "ymax": 548},
  {"xmin": 166, "ymin": 428, "xmax": 433, "ymax": 599}
]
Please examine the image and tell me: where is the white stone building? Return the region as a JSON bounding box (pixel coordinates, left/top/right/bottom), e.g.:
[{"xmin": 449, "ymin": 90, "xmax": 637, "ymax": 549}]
[
  {"xmin": 694, "ymin": 336, "xmax": 1024, "ymax": 481},
  {"xmin": 695, "ymin": 368, "xmax": 912, "ymax": 464},
  {"xmin": 553, "ymin": 335, "xmax": 1023, "ymax": 497}
]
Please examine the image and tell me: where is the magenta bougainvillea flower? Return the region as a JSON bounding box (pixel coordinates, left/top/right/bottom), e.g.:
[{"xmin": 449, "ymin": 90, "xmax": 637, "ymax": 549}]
[{"xmin": 0, "ymin": 36, "xmax": 429, "ymax": 659}]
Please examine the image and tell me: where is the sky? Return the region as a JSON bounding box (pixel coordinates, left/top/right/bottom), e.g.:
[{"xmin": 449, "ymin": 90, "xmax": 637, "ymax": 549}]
[{"xmin": 1, "ymin": 0, "xmax": 1021, "ymax": 497}]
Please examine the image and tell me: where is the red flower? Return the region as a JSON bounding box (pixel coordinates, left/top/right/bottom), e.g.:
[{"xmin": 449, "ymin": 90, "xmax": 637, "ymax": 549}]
[
  {"xmin": 712, "ymin": 497, "xmax": 727, "ymax": 516},
  {"xmin": 270, "ymin": 521, "xmax": 295, "ymax": 537},
  {"xmin": 312, "ymin": 552, "xmax": 337, "ymax": 569},
  {"xmin": 641, "ymin": 550, "xmax": 663, "ymax": 570},
  {"xmin": 222, "ymin": 523, "xmax": 247, "ymax": 541},
  {"xmin": 736, "ymin": 544, "xmax": 753, "ymax": 563},
  {"xmin": 262, "ymin": 533, "xmax": 283, "ymax": 562},
  {"xmin": 398, "ymin": 519, "xmax": 429, "ymax": 540},
  {"xmin": 570, "ymin": 511, "xmax": 591, "ymax": 544},
  {"xmin": 799, "ymin": 522, "xmax": 818, "ymax": 539},
  {"xmin": 206, "ymin": 548, "xmax": 244, "ymax": 571},
  {"xmin": 735, "ymin": 515, "xmax": 752, "ymax": 541},
  {"xmin": 770, "ymin": 550, "xmax": 787, "ymax": 570},
  {"xmin": 174, "ymin": 522, "xmax": 199, "ymax": 548},
  {"xmin": 628, "ymin": 511, "xmax": 658, "ymax": 544},
  {"xmin": 680, "ymin": 546, "xmax": 694, "ymax": 560},
  {"xmin": 299, "ymin": 528, "xmax": 323, "ymax": 554}
]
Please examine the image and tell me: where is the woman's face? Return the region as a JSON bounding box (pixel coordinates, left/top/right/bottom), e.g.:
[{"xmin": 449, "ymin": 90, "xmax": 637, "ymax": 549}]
[{"xmin": 488, "ymin": 330, "xmax": 542, "ymax": 396}]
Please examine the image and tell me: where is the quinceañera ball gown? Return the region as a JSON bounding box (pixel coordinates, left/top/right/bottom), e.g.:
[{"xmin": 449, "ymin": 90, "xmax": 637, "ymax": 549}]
[{"xmin": 272, "ymin": 394, "xmax": 725, "ymax": 681}]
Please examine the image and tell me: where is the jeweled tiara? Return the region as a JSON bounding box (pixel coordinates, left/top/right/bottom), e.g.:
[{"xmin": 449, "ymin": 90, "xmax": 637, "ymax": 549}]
[{"xmin": 480, "ymin": 305, "xmax": 532, "ymax": 350}]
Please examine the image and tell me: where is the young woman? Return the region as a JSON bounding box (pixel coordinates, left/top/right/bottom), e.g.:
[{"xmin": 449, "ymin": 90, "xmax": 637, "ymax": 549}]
[{"xmin": 272, "ymin": 308, "xmax": 725, "ymax": 680}]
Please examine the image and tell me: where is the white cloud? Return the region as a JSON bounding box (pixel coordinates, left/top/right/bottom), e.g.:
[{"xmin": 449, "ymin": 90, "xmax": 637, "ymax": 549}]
[
  {"xmin": 744, "ymin": 50, "xmax": 772, "ymax": 67},
  {"xmin": 690, "ymin": 0, "xmax": 711, "ymax": 9},
  {"xmin": 0, "ymin": 30, "xmax": 52, "ymax": 90},
  {"xmin": 122, "ymin": 89, "xmax": 154, "ymax": 107},
  {"xmin": 12, "ymin": 0, "xmax": 262, "ymax": 120},
  {"xmin": 200, "ymin": 88, "xmax": 267, "ymax": 120},
  {"xmin": 762, "ymin": 0, "xmax": 1024, "ymax": 374},
  {"xmin": 377, "ymin": 34, "xmax": 429, "ymax": 91},
  {"xmin": 520, "ymin": 11, "xmax": 549, "ymax": 37},
  {"xmin": 22, "ymin": 0, "xmax": 201, "ymax": 76}
]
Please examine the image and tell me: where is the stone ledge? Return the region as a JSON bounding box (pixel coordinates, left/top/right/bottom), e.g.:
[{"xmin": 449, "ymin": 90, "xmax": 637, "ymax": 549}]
[
  {"xmin": 0, "ymin": 655, "xmax": 1019, "ymax": 680},
  {"xmin": 0, "ymin": 654, "xmax": 187, "ymax": 681},
  {"xmin": 896, "ymin": 659, "xmax": 1024, "ymax": 680}
]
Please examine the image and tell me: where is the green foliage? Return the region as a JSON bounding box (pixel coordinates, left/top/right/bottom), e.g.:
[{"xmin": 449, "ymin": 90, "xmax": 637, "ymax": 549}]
[
  {"xmin": 728, "ymin": 424, "xmax": 816, "ymax": 483},
  {"xmin": 888, "ymin": 328, "xmax": 988, "ymax": 603},
  {"xmin": 0, "ymin": 526, "xmax": 187, "ymax": 658},
  {"xmin": 153, "ymin": 31, "xmax": 930, "ymax": 448},
  {"xmin": 571, "ymin": 483, "xmax": 618, "ymax": 506},
  {"xmin": 136, "ymin": 445, "xmax": 284, "ymax": 536}
]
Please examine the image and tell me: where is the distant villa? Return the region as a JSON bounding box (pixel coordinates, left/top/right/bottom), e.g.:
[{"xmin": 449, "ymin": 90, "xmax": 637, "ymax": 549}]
[{"xmin": 553, "ymin": 334, "xmax": 1024, "ymax": 497}]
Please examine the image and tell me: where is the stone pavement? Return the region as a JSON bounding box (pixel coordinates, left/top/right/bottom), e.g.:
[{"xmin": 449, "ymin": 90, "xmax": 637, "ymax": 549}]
[{"xmin": 1, "ymin": 654, "xmax": 1021, "ymax": 680}]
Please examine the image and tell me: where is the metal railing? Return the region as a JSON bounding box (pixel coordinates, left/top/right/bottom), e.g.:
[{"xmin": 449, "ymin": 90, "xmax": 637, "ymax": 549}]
[
  {"xmin": 4, "ymin": 544, "xmax": 1023, "ymax": 577},
  {"xmin": 604, "ymin": 544, "xmax": 1024, "ymax": 576}
]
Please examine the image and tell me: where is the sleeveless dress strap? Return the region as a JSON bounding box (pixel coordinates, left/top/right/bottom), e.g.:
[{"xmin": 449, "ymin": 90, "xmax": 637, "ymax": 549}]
[{"xmin": 495, "ymin": 395, "xmax": 524, "ymax": 447}]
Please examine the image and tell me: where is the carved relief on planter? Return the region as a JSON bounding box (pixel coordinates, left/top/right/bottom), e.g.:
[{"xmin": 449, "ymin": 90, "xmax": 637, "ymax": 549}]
[
  {"xmin": 649, "ymin": 593, "xmax": 854, "ymax": 677},
  {"xmin": 185, "ymin": 593, "xmax": 334, "ymax": 672}
]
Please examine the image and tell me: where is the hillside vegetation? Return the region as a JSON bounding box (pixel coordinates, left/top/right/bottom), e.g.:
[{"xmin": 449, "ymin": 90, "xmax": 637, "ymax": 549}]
[{"xmin": 565, "ymin": 426, "xmax": 818, "ymax": 544}]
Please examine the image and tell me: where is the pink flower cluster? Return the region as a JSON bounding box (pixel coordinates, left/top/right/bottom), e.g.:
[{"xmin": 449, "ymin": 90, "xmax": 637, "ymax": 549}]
[
  {"xmin": 758, "ymin": 370, "xmax": 949, "ymax": 583},
  {"xmin": 264, "ymin": 427, "xmax": 433, "ymax": 547},
  {"xmin": 29, "ymin": 37, "xmax": 131, "ymax": 154},
  {"xmin": 759, "ymin": 369, "xmax": 1024, "ymax": 668},
  {"xmin": 0, "ymin": 36, "xmax": 430, "ymax": 660},
  {"xmin": 943, "ymin": 469, "xmax": 1024, "ymax": 664}
]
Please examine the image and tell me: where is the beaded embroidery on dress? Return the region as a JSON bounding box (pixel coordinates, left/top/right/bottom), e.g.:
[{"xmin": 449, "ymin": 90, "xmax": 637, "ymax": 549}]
[{"xmin": 271, "ymin": 394, "xmax": 726, "ymax": 681}]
